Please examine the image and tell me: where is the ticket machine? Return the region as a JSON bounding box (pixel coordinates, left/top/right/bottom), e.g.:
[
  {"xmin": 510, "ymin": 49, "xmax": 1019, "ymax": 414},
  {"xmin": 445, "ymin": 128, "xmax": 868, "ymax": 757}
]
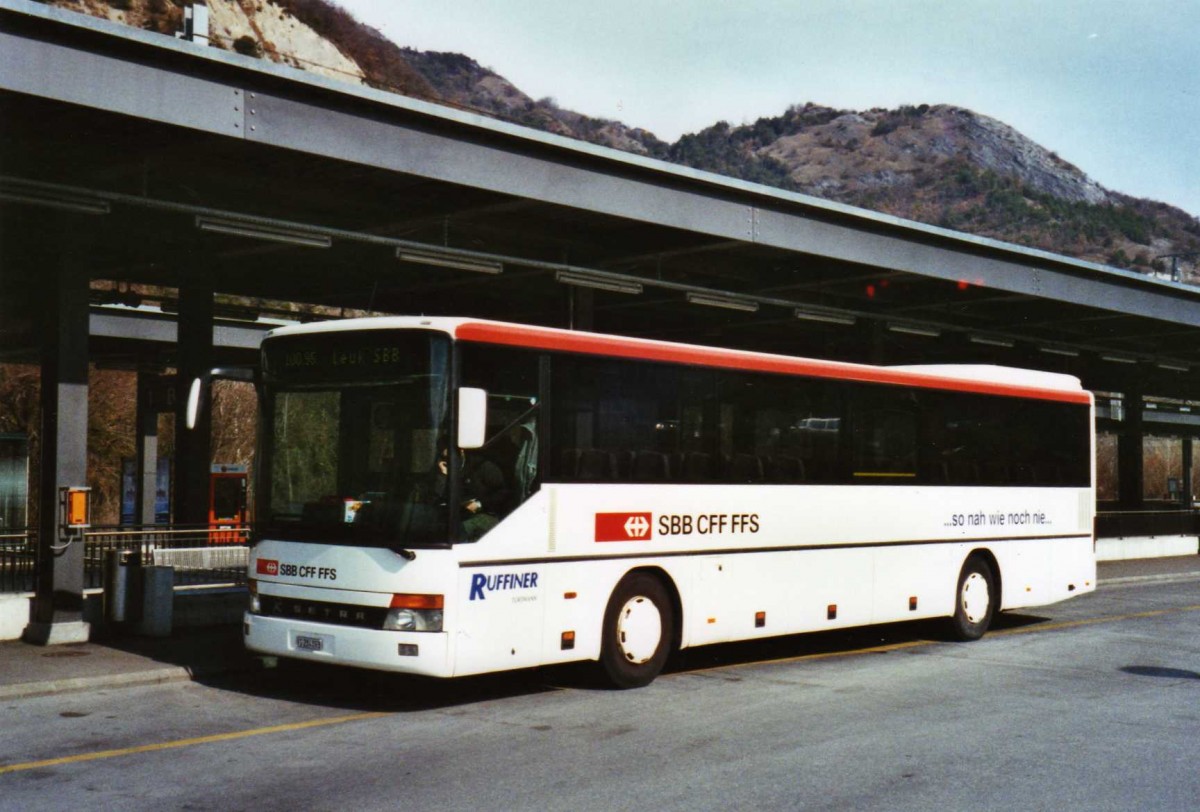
[{"xmin": 209, "ymin": 463, "xmax": 248, "ymax": 543}]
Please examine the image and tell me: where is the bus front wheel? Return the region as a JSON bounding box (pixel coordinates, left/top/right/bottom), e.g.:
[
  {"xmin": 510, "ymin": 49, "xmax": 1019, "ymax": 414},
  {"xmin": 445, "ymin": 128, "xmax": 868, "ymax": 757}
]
[
  {"xmin": 600, "ymin": 572, "xmax": 673, "ymax": 689},
  {"xmin": 948, "ymin": 555, "xmax": 997, "ymax": 641}
]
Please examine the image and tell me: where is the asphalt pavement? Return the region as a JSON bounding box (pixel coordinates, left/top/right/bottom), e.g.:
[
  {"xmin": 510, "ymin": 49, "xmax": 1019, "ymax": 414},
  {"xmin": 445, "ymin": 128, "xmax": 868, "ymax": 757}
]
[{"xmin": 0, "ymin": 556, "xmax": 1196, "ymax": 702}]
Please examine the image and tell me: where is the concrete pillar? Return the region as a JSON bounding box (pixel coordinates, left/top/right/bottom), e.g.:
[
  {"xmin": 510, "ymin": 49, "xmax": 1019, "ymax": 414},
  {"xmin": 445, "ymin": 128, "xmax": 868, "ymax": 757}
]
[
  {"xmin": 1183, "ymin": 437, "xmax": 1194, "ymax": 508},
  {"xmin": 1117, "ymin": 391, "xmax": 1144, "ymax": 509},
  {"xmin": 135, "ymin": 373, "xmax": 163, "ymax": 525},
  {"xmin": 25, "ymin": 251, "xmax": 90, "ymax": 645}
]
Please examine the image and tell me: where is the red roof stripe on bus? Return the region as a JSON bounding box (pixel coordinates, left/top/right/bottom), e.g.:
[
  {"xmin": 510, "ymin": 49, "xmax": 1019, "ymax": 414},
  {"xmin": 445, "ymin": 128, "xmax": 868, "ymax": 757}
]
[{"xmin": 455, "ymin": 322, "xmax": 1092, "ymax": 405}]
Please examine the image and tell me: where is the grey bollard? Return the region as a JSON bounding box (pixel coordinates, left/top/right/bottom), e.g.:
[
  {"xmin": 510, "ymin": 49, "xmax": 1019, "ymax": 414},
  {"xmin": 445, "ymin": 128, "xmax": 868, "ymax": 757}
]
[{"xmin": 136, "ymin": 565, "xmax": 174, "ymax": 637}]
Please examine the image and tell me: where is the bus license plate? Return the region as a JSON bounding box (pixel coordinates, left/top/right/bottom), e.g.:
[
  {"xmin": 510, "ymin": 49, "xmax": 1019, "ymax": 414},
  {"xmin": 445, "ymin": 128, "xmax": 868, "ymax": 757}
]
[{"xmin": 295, "ymin": 634, "xmax": 325, "ymax": 652}]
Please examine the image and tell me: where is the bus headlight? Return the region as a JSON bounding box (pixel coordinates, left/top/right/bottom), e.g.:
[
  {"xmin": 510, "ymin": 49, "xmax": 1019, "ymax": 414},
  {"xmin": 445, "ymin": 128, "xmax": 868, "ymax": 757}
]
[
  {"xmin": 383, "ymin": 594, "xmax": 444, "ymax": 632},
  {"xmin": 383, "ymin": 608, "xmax": 443, "ymax": 632}
]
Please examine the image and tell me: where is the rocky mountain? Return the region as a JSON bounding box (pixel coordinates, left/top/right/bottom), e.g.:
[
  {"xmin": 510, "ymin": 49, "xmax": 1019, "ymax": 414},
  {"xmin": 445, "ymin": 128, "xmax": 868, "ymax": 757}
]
[
  {"xmin": 664, "ymin": 104, "xmax": 1200, "ymax": 277},
  {"xmin": 40, "ymin": 0, "xmax": 1200, "ymax": 281}
]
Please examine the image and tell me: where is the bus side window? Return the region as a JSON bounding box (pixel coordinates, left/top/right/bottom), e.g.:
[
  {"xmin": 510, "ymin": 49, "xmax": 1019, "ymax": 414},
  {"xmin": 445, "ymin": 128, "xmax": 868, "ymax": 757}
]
[
  {"xmin": 850, "ymin": 389, "xmax": 918, "ymax": 479},
  {"xmin": 552, "ymin": 355, "xmax": 718, "ymax": 484},
  {"xmin": 718, "ymin": 370, "xmax": 842, "ymax": 484}
]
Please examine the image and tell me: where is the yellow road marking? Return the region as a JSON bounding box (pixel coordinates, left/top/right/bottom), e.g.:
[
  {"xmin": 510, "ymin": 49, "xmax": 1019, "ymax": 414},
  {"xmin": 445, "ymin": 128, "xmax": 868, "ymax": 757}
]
[
  {"xmin": 683, "ymin": 604, "xmax": 1200, "ymax": 675},
  {"xmin": 0, "ymin": 711, "xmax": 389, "ymax": 776},
  {"xmin": 696, "ymin": 637, "xmax": 938, "ymax": 674},
  {"xmin": 991, "ymin": 604, "xmax": 1200, "ymax": 637}
]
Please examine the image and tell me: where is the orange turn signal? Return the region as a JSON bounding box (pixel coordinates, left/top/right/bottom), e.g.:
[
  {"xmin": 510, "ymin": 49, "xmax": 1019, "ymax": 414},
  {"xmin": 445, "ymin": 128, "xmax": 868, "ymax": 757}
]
[{"xmin": 389, "ymin": 593, "xmax": 444, "ymax": 610}]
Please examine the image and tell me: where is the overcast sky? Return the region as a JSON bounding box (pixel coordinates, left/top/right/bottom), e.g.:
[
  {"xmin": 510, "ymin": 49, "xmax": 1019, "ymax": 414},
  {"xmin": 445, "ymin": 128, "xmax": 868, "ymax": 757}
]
[{"xmin": 335, "ymin": 0, "xmax": 1200, "ymax": 217}]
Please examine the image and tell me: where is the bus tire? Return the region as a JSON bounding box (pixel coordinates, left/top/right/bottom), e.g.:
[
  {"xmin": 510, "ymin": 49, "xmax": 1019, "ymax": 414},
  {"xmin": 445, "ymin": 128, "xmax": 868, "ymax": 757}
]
[
  {"xmin": 600, "ymin": 572, "xmax": 673, "ymax": 689},
  {"xmin": 948, "ymin": 555, "xmax": 997, "ymax": 641}
]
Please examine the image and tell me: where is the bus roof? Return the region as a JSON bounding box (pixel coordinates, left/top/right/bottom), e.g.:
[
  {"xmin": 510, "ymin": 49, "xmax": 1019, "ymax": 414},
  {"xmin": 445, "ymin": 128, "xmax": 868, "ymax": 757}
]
[{"xmin": 265, "ymin": 317, "xmax": 1091, "ymax": 405}]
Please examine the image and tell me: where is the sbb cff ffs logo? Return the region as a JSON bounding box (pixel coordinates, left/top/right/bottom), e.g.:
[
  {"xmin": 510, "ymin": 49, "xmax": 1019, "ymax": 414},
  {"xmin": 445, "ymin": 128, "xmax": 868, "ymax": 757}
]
[
  {"xmin": 595, "ymin": 512, "xmax": 653, "ymax": 542},
  {"xmin": 255, "ymin": 558, "xmax": 338, "ymax": 581}
]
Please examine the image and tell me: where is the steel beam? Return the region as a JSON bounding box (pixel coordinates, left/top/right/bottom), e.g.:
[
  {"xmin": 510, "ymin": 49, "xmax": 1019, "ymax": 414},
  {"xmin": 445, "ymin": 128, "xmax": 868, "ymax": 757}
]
[
  {"xmin": 89, "ymin": 310, "xmax": 270, "ymax": 349},
  {"xmin": 0, "ymin": 5, "xmax": 243, "ymax": 137},
  {"xmin": 4, "ymin": 0, "xmax": 1199, "ymax": 333},
  {"xmin": 173, "ymin": 276, "xmax": 213, "ymax": 525},
  {"xmin": 247, "ymin": 94, "xmax": 1200, "ymax": 330}
]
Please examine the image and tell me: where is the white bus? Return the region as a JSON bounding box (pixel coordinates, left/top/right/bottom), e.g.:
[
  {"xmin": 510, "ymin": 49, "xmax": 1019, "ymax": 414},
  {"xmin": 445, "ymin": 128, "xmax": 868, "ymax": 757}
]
[{"xmin": 242, "ymin": 317, "xmax": 1095, "ymax": 687}]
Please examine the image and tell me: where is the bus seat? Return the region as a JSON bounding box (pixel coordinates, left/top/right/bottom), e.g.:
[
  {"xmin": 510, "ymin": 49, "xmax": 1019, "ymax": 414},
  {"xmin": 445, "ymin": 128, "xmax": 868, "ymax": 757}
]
[
  {"xmin": 948, "ymin": 460, "xmax": 980, "ymax": 485},
  {"xmin": 729, "ymin": 453, "xmax": 764, "ymax": 483},
  {"xmin": 578, "ymin": 449, "xmax": 617, "ymax": 481},
  {"xmin": 613, "ymin": 449, "xmax": 635, "ymax": 480},
  {"xmin": 682, "ymin": 452, "xmax": 713, "ymax": 481},
  {"xmin": 631, "ymin": 450, "xmax": 670, "ymax": 482},
  {"xmin": 923, "ymin": 461, "xmax": 950, "ymax": 483},
  {"xmin": 767, "ymin": 455, "xmax": 805, "ymax": 483},
  {"xmin": 560, "ymin": 448, "xmax": 582, "ymax": 479}
]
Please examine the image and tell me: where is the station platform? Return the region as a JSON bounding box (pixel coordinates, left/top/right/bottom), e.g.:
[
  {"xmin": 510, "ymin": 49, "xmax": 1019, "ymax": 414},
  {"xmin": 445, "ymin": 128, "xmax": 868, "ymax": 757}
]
[{"xmin": 0, "ymin": 624, "xmax": 259, "ymax": 702}]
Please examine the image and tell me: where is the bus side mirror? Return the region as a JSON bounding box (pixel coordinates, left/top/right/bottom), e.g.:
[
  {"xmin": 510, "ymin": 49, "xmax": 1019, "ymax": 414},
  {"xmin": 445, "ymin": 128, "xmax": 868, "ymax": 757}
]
[
  {"xmin": 186, "ymin": 376, "xmax": 206, "ymax": 430},
  {"xmin": 186, "ymin": 367, "xmax": 257, "ymax": 430},
  {"xmin": 457, "ymin": 387, "xmax": 487, "ymax": 449}
]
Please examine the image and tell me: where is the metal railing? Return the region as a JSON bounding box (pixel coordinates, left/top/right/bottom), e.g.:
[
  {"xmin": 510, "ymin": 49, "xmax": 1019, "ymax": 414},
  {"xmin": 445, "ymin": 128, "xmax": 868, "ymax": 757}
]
[
  {"xmin": 0, "ymin": 528, "xmax": 36, "ymax": 594},
  {"xmin": 83, "ymin": 524, "xmax": 249, "ymax": 588},
  {"xmin": 2, "ymin": 524, "xmax": 250, "ymax": 594},
  {"xmin": 1096, "ymin": 508, "xmax": 1200, "ymax": 540}
]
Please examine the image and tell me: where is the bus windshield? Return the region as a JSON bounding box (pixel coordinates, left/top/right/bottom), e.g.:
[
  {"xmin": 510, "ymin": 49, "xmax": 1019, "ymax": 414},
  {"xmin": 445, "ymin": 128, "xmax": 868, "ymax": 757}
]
[{"xmin": 259, "ymin": 331, "xmax": 451, "ymax": 547}]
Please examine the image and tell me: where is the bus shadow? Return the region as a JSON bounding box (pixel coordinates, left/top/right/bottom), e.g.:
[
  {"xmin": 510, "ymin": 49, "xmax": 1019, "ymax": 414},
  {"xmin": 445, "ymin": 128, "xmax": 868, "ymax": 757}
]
[
  {"xmin": 203, "ymin": 658, "xmax": 567, "ymax": 713},
  {"xmin": 992, "ymin": 612, "xmax": 1052, "ymax": 631},
  {"xmin": 662, "ymin": 611, "xmax": 1052, "ymax": 676},
  {"xmin": 203, "ymin": 612, "xmax": 1056, "ymax": 711},
  {"xmin": 1120, "ymin": 665, "xmax": 1200, "ymax": 680}
]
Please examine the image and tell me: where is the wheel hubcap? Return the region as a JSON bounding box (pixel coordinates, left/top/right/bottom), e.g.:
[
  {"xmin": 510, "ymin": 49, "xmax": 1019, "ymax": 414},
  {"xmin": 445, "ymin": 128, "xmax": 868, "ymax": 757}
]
[
  {"xmin": 617, "ymin": 596, "xmax": 662, "ymax": 664},
  {"xmin": 961, "ymin": 572, "xmax": 990, "ymax": 624}
]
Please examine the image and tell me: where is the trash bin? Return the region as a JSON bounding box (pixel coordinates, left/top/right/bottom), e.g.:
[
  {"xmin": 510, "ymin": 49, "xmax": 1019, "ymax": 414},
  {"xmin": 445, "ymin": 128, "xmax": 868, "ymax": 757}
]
[{"xmin": 102, "ymin": 549, "xmax": 141, "ymax": 623}]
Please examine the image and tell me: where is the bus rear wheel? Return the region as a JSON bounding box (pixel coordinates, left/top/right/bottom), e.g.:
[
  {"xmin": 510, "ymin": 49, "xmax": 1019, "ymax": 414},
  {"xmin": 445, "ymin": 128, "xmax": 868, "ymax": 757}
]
[
  {"xmin": 600, "ymin": 572, "xmax": 673, "ymax": 689},
  {"xmin": 948, "ymin": 555, "xmax": 997, "ymax": 641}
]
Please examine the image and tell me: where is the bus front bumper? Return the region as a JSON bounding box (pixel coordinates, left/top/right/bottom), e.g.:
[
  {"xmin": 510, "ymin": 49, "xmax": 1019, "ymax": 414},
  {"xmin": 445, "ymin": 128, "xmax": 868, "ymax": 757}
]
[{"xmin": 244, "ymin": 613, "xmax": 451, "ymax": 677}]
